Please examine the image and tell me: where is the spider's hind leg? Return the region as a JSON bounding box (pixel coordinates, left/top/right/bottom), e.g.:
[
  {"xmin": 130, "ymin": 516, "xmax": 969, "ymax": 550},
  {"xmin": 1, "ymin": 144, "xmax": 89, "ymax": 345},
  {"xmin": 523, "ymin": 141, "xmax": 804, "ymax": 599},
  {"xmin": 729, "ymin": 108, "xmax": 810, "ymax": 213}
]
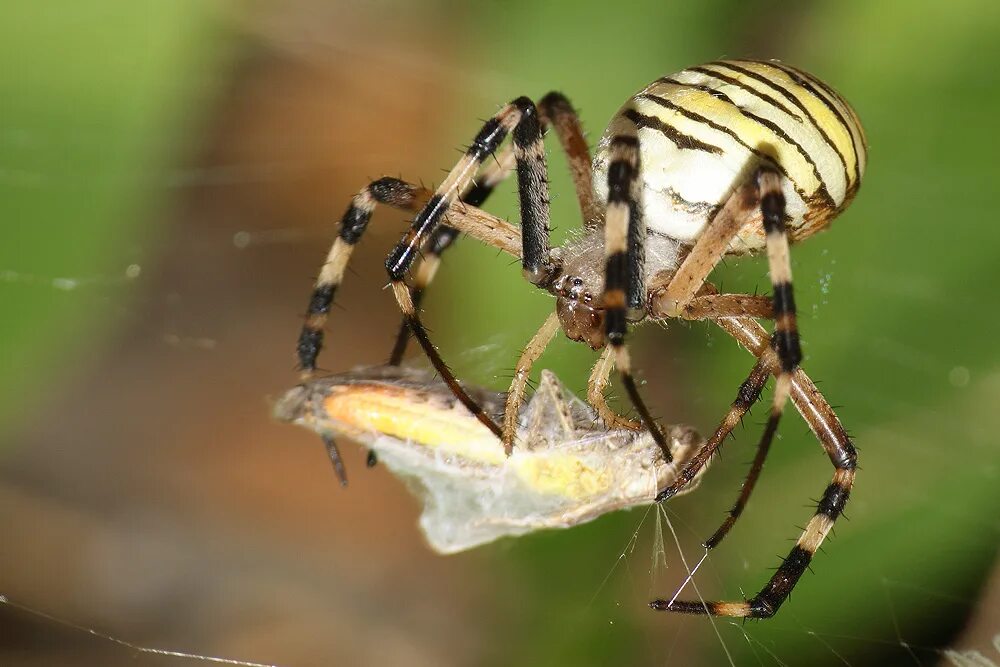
[
  {"xmin": 651, "ymin": 316, "xmax": 856, "ymax": 618},
  {"xmin": 686, "ymin": 170, "xmax": 802, "ymax": 539},
  {"xmin": 747, "ymin": 167, "xmax": 802, "ymax": 463}
]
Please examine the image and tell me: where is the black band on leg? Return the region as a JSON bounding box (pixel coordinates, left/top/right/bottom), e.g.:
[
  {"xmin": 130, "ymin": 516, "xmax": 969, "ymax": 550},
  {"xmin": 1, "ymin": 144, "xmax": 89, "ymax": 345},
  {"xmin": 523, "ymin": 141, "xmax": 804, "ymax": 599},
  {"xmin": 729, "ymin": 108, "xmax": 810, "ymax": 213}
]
[
  {"xmin": 602, "ymin": 132, "xmax": 666, "ymax": 458},
  {"xmin": 404, "ymin": 311, "xmax": 503, "ymax": 438},
  {"xmin": 770, "ymin": 282, "xmax": 801, "ymax": 372},
  {"xmin": 758, "ymin": 167, "xmax": 802, "ymax": 373},
  {"xmin": 298, "ymin": 177, "xmax": 423, "ymax": 372},
  {"xmin": 625, "ymin": 186, "xmax": 645, "ymax": 311},
  {"xmin": 388, "ymin": 226, "xmax": 460, "ymax": 365},
  {"xmin": 655, "ymin": 359, "xmax": 770, "ymax": 503},
  {"xmin": 298, "ymin": 284, "xmax": 337, "ymax": 371},
  {"xmin": 386, "ymin": 194, "xmax": 449, "ymax": 280},
  {"xmin": 513, "ymin": 99, "xmax": 554, "ymax": 284}
]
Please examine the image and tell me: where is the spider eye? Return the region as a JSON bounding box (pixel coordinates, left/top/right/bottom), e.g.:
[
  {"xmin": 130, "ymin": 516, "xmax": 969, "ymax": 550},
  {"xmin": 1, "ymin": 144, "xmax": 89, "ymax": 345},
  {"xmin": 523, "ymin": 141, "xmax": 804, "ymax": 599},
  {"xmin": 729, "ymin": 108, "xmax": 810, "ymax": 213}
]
[{"xmin": 572, "ymin": 277, "xmax": 583, "ymax": 287}]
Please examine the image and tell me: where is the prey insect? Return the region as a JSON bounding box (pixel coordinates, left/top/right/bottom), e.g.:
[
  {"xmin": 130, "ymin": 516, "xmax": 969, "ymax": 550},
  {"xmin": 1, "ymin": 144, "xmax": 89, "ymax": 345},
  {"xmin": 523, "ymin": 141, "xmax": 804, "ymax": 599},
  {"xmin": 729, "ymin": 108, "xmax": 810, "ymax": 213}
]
[
  {"xmin": 275, "ymin": 366, "xmax": 707, "ymax": 553},
  {"xmin": 292, "ymin": 60, "xmax": 866, "ymax": 618}
]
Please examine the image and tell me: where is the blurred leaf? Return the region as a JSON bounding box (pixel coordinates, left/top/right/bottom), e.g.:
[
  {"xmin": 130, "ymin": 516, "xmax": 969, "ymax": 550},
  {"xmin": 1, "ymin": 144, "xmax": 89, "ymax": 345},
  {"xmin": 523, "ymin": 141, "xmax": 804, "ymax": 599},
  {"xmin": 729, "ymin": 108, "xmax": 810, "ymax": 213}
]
[{"xmin": 0, "ymin": 2, "xmax": 231, "ymax": 432}]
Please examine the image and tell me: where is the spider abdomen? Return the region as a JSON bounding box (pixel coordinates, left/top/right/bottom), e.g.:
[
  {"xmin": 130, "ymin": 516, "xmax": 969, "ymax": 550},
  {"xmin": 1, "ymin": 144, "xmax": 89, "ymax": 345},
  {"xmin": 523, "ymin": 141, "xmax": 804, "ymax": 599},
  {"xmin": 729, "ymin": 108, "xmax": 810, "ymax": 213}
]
[{"xmin": 592, "ymin": 60, "xmax": 867, "ymax": 252}]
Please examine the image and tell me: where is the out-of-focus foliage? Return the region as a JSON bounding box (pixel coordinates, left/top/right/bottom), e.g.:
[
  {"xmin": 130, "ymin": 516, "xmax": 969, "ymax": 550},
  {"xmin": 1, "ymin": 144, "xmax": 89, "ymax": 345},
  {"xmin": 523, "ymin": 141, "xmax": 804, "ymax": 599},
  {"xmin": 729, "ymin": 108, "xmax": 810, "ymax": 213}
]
[{"xmin": 0, "ymin": 2, "xmax": 226, "ymax": 429}]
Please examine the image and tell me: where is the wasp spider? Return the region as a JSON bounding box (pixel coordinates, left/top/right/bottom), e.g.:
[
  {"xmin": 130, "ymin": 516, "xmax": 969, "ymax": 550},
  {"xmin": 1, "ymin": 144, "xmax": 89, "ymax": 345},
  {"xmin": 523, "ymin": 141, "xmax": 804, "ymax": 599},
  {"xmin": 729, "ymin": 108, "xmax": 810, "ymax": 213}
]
[{"xmin": 295, "ymin": 59, "xmax": 866, "ymax": 619}]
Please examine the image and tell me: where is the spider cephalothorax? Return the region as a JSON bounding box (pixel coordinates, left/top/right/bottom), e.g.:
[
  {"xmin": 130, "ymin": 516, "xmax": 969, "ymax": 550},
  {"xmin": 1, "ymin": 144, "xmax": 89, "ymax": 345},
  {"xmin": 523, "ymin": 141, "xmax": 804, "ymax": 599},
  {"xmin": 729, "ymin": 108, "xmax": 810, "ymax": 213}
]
[
  {"xmin": 553, "ymin": 272, "xmax": 606, "ymax": 350},
  {"xmin": 294, "ymin": 60, "xmax": 866, "ymax": 619}
]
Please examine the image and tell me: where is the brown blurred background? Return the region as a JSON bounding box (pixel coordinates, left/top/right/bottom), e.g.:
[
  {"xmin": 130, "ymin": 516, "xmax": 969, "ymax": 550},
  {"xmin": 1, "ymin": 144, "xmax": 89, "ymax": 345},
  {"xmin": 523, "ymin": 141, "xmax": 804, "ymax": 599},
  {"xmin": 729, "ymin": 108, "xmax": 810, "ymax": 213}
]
[{"xmin": 2, "ymin": 1, "xmax": 998, "ymax": 666}]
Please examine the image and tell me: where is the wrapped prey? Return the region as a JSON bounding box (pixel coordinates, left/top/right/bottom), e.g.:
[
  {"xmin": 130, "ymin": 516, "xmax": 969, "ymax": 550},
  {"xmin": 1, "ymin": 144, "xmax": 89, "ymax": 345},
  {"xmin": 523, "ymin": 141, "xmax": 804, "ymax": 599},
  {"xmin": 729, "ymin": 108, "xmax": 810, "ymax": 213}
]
[{"xmin": 274, "ymin": 366, "xmax": 706, "ymax": 553}]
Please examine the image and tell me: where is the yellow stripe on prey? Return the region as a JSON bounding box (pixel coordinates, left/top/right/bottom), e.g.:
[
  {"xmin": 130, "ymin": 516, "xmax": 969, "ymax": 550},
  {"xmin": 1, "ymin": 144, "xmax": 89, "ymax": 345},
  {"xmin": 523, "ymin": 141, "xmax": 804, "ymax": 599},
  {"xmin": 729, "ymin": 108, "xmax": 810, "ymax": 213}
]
[
  {"xmin": 323, "ymin": 384, "xmax": 505, "ymax": 465},
  {"xmin": 322, "ymin": 384, "xmax": 615, "ymax": 500}
]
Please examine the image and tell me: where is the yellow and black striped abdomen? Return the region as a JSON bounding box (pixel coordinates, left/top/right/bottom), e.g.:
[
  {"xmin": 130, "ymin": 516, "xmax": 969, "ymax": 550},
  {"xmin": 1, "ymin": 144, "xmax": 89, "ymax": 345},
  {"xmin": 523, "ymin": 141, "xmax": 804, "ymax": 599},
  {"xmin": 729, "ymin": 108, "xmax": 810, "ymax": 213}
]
[{"xmin": 593, "ymin": 59, "xmax": 867, "ymax": 252}]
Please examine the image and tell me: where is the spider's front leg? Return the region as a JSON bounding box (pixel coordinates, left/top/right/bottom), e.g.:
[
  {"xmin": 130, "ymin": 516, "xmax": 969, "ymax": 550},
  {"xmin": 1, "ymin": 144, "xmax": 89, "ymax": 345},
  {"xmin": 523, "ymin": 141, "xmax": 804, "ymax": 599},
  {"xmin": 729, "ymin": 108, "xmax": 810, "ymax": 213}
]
[
  {"xmin": 295, "ymin": 176, "xmax": 521, "ymax": 481},
  {"xmin": 297, "ymin": 178, "xmax": 522, "ymax": 378},
  {"xmin": 384, "ymin": 97, "xmax": 560, "ymax": 440},
  {"xmin": 598, "ymin": 123, "xmax": 676, "ymax": 462},
  {"xmin": 379, "ymin": 93, "xmax": 599, "ymax": 453},
  {"xmin": 389, "ymin": 91, "xmax": 596, "ymax": 367},
  {"xmin": 386, "ymin": 152, "xmax": 514, "ymax": 366}
]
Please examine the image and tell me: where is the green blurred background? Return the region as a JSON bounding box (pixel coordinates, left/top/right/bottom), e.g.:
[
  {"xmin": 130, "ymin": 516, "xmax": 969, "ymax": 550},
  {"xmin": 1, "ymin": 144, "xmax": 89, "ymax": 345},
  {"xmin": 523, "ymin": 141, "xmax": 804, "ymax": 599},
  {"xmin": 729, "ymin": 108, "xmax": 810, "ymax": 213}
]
[{"xmin": 1, "ymin": 1, "xmax": 998, "ymax": 665}]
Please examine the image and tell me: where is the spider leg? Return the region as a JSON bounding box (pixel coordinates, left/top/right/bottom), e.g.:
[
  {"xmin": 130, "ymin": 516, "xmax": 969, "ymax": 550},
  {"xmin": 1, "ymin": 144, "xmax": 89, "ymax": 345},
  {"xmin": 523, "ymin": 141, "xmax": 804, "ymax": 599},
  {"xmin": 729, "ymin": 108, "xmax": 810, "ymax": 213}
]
[
  {"xmin": 649, "ymin": 283, "xmax": 821, "ymax": 551},
  {"xmin": 697, "ymin": 315, "xmax": 814, "ymax": 551},
  {"xmin": 587, "ymin": 347, "xmax": 642, "ymax": 431},
  {"xmin": 654, "ymin": 356, "xmax": 772, "ymax": 502},
  {"xmin": 642, "ymin": 281, "xmax": 778, "ymax": 545},
  {"xmin": 718, "ymin": 315, "xmax": 855, "ymax": 475},
  {"xmin": 538, "ymin": 92, "xmax": 600, "ymax": 226},
  {"xmin": 384, "ymin": 97, "xmax": 556, "ymax": 283},
  {"xmin": 651, "ymin": 315, "xmax": 856, "ymax": 618},
  {"xmin": 599, "ymin": 123, "xmax": 677, "ymax": 460},
  {"xmin": 385, "ymin": 97, "xmax": 559, "ymax": 439},
  {"xmin": 389, "ymin": 91, "xmax": 594, "ymax": 364},
  {"xmin": 666, "ymin": 285, "xmax": 779, "ymax": 550},
  {"xmin": 296, "ymin": 178, "xmax": 520, "ymax": 377},
  {"xmin": 501, "ymin": 312, "xmax": 560, "ymax": 453},
  {"xmin": 651, "ymin": 167, "xmax": 799, "ymax": 368},
  {"xmin": 675, "ymin": 293, "xmax": 774, "ymax": 321},
  {"xmin": 751, "ymin": 167, "xmax": 801, "ymax": 469},
  {"xmin": 387, "ymin": 149, "xmax": 515, "ymax": 365},
  {"xmin": 650, "ymin": 166, "xmax": 802, "ymax": 487},
  {"xmin": 387, "ymin": 226, "xmax": 458, "ymax": 366},
  {"xmin": 655, "ymin": 169, "xmax": 802, "ymax": 526},
  {"xmin": 702, "ymin": 401, "xmax": 775, "ymax": 550},
  {"xmin": 757, "ymin": 166, "xmax": 802, "ymax": 376},
  {"xmin": 649, "ymin": 177, "xmax": 757, "ymax": 317}
]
